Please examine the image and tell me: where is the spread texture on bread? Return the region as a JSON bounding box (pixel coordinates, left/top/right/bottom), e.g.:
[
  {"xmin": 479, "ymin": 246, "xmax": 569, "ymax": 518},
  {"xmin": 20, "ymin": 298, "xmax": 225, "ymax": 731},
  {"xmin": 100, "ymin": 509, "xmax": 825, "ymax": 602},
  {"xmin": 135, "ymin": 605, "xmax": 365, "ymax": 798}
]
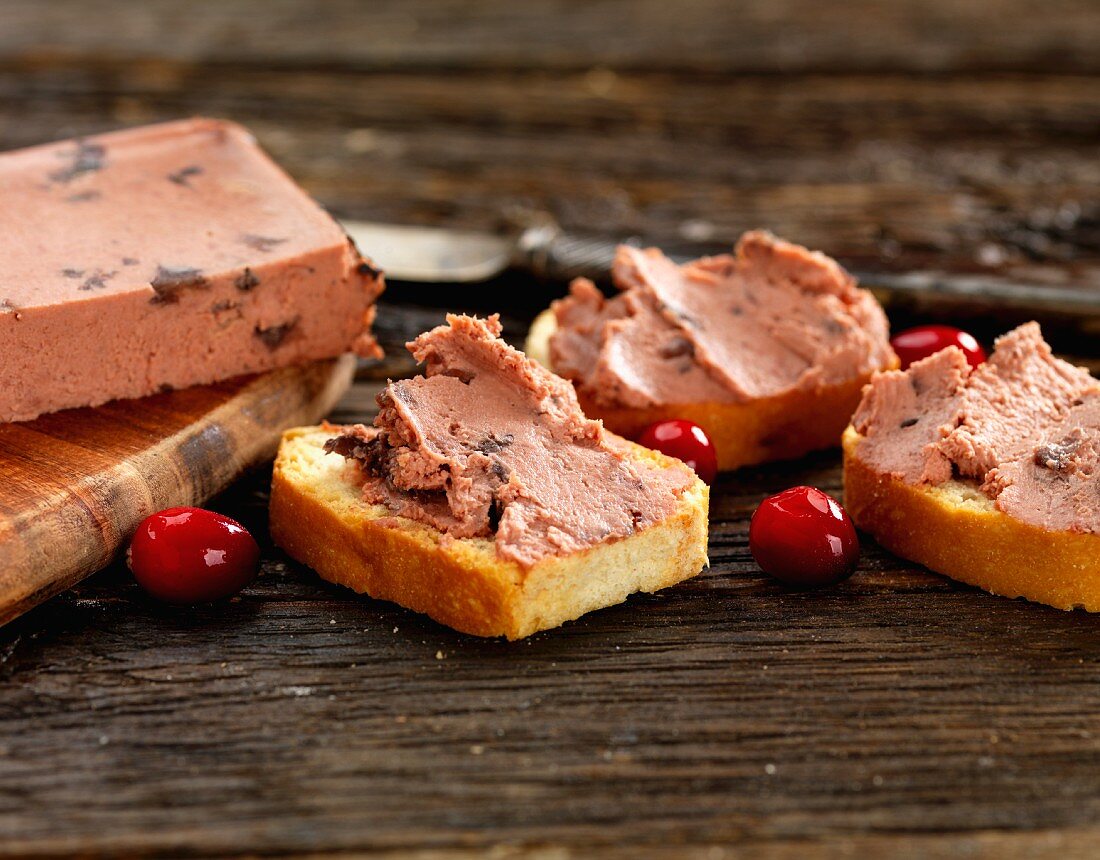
[
  {"xmin": 270, "ymin": 315, "xmax": 710, "ymax": 638},
  {"xmin": 525, "ymin": 231, "xmax": 897, "ymax": 471},
  {"xmin": 844, "ymin": 323, "xmax": 1100, "ymax": 610}
]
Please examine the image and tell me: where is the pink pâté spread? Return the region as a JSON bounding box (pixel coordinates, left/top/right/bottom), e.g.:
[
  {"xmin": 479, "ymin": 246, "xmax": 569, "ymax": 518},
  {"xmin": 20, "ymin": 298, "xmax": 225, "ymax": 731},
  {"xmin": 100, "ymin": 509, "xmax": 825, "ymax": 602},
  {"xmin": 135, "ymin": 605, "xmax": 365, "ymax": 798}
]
[
  {"xmin": 325, "ymin": 315, "xmax": 698, "ymax": 568},
  {"xmin": 852, "ymin": 323, "xmax": 1100, "ymax": 534},
  {"xmin": 548, "ymin": 231, "xmax": 893, "ymax": 409},
  {"xmin": 0, "ymin": 118, "xmax": 383, "ymax": 422}
]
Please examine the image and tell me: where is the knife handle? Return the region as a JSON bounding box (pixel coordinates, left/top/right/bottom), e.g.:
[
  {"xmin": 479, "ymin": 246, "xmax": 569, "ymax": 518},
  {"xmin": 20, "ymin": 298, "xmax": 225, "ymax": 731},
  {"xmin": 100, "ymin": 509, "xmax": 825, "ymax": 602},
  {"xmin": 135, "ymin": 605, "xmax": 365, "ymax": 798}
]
[{"xmin": 515, "ymin": 225, "xmax": 627, "ymax": 283}]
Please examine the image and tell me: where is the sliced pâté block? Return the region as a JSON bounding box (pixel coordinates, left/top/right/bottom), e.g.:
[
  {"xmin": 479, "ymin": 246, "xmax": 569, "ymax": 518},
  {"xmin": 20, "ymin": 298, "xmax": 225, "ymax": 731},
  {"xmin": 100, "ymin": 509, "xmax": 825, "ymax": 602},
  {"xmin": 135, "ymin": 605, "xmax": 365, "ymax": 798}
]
[{"xmin": 0, "ymin": 118, "xmax": 383, "ymax": 422}]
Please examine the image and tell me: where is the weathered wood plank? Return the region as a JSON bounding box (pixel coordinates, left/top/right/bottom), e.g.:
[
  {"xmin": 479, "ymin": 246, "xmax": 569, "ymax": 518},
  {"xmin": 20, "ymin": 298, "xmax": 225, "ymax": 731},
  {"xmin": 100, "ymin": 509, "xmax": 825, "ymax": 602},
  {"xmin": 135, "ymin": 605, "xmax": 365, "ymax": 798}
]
[{"xmin": 2, "ymin": 0, "xmax": 1100, "ymax": 74}]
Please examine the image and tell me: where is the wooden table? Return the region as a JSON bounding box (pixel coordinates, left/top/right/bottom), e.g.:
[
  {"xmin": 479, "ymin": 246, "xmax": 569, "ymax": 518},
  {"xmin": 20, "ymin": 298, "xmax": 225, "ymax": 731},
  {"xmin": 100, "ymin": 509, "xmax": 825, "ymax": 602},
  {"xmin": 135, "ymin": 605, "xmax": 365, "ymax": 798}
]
[{"xmin": 3, "ymin": 2, "xmax": 1100, "ymax": 856}]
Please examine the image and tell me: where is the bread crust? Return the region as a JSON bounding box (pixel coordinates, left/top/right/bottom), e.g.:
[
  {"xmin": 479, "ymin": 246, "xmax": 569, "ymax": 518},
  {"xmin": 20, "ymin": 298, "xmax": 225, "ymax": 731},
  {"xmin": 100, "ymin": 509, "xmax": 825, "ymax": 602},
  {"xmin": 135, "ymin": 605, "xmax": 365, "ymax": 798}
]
[
  {"xmin": 270, "ymin": 426, "xmax": 710, "ymax": 639},
  {"xmin": 842, "ymin": 426, "xmax": 1100, "ymax": 611},
  {"xmin": 525, "ymin": 309, "xmax": 894, "ymax": 471}
]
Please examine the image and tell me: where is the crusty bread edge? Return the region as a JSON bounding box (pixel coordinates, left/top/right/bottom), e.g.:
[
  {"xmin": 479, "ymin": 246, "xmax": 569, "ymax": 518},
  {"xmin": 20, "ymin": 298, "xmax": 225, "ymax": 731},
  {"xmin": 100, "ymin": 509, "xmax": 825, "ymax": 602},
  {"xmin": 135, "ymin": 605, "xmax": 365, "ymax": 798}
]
[
  {"xmin": 842, "ymin": 426, "xmax": 1100, "ymax": 611},
  {"xmin": 525, "ymin": 308, "xmax": 894, "ymax": 471},
  {"xmin": 270, "ymin": 426, "xmax": 710, "ymax": 639}
]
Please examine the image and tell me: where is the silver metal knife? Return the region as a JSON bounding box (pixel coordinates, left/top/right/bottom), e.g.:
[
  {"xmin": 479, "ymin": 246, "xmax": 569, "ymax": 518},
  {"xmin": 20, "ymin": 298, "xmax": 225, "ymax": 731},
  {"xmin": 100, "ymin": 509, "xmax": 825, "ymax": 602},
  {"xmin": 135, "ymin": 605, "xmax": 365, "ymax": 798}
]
[{"xmin": 343, "ymin": 219, "xmax": 1100, "ymax": 321}]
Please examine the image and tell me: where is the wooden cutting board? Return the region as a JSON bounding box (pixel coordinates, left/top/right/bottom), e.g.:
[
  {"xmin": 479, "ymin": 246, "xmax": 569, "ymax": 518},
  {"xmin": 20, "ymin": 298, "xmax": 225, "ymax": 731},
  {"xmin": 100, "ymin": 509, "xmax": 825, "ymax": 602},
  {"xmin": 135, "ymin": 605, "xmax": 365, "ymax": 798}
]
[{"xmin": 0, "ymin": 355, "xmax": 356, "ymax": 625}]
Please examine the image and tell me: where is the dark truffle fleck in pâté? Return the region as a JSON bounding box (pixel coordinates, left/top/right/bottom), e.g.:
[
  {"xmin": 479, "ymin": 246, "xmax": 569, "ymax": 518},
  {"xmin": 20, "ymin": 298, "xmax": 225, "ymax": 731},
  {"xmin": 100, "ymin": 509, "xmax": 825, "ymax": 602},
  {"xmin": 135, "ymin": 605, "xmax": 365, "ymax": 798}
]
[
  {"xmin": 80, "ymin": 269, "xmax": 117, "ymax": 291},
  {"xmin": 49, "ymin": 140, "xmax": 106, "ymax": 184},
  {"xmin": 242, "ymin": 234, "xmax": 286, "ymax": 253},
  {"xmin": 357, "ymin": 260, "xmax": 382, "ymax": 278},
  {"xmin": 235, "ymin": 267, "xmax": 261, "ymax": 291},
  {"xmin": 150, "ymin": 265, "xmax": 208, "ymax": 304},
  {"xmin": 167, "ymin": 165, "xmax": 204, "ymax": 187},
  {"xmin": 255, "ymin": 318, "xmax": 300, "ymax": 350}
]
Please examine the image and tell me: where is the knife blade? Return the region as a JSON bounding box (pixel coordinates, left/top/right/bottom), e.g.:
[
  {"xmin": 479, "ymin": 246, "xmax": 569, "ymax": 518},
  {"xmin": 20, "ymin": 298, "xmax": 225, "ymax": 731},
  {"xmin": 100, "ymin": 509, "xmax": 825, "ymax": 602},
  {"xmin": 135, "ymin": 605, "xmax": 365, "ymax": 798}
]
[{"xmin": 343, "ymin": 219, "xmax": 1100, "ymax": 322}]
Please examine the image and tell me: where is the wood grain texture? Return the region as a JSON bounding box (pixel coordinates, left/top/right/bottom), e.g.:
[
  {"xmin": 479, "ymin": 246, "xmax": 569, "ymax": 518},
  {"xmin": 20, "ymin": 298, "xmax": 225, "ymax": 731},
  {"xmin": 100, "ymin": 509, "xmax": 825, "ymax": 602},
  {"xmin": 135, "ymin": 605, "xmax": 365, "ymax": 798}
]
[
  {"xmin": 0, "ymin": 357, "xmax": 355, "ymax": 626},
  {"xmin": 2, "ymin": 0, "xmax": 1100, "ymax": 74},
  {"xmin": 2, "ymin": 1, "xmax": 1100, "ymax": 856}
]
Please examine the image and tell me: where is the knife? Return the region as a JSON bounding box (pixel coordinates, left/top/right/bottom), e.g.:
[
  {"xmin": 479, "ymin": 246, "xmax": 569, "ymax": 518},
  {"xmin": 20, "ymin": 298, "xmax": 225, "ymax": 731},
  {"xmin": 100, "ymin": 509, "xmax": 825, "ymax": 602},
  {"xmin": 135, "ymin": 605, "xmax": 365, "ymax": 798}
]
[{"xmin": 343, "ymin": 219, "xmax": 1100, "ymax": 322}]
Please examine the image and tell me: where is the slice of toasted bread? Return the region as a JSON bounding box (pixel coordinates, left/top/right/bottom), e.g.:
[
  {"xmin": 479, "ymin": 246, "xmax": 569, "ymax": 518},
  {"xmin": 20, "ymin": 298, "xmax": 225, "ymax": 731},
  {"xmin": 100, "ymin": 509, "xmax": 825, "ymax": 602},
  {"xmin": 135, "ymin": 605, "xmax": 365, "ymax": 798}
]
[
  {"xmin": 270, "ymin": 426, "xmax": 710, "ymax": 639},
  {"xmin": 526, "ymin": 309, "xmax": 890, "ymax": 472},
  {"xmin": 842, "ymin": 426, "xmax": 1100, "ymax": 611}
]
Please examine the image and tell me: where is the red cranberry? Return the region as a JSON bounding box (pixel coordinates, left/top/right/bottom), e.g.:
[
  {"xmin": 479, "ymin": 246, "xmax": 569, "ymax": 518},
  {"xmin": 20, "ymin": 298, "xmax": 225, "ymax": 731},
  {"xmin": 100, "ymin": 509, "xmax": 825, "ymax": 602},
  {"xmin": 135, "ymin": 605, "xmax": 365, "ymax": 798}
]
[
  {"xmin": 749, "ymin": 486, "xmax": 858, "ymax": 588},
  {"xmin": 128, "ymin": 507, "xmax": 260, "ymax": 603},
  {"xmin": 891, "ymin": 324, "xmax": 986, "ymax": 370},
  {"xmin": 637, "ymin": 419, "xmax": 718, "ymax": 484}
]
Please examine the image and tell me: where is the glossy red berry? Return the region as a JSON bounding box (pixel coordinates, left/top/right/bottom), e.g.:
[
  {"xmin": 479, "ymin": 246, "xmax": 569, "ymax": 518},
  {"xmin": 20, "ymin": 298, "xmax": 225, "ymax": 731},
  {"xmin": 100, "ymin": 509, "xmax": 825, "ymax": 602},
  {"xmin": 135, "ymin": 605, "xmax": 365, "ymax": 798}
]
[
  {"xmin": 637, "ymin": 419, "xmax": 718, "ymax": 484},
  {"xmin": 749, "ymin": 486, "xmax": 858, "ymax": 588},
  {"xmin": 891, "ymin": 324, "xmax": 986, "ymax": 370},
  {"xmin": 128, "ymin": 507, "xmax": 260, "ymax": 603}
]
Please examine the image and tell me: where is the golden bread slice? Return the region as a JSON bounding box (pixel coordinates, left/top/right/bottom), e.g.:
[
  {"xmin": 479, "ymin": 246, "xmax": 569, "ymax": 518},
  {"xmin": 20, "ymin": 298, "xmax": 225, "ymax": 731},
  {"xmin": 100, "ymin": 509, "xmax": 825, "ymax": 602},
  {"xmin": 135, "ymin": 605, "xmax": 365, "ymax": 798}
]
[
  {"xmin": 843, "ymin": 426, "xmax": 1100, "ymax": 611},
  {"xmin": 271, "ymin": 426, "xmax": 710, "ymax": 639}
]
